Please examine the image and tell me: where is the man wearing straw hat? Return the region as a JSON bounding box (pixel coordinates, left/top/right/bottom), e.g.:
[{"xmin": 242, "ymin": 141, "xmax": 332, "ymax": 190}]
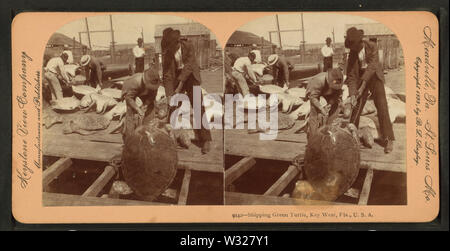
[
  {"xmin": 267, "ymin": 54, "xmax": 293, "ymax": 89},
  {"xmin": 345, "ymin": 27, "xmax": 394, "ymax": 153},
  {"xmin": 80, "ymin": 54, "xmax": 105, "ymax": 90}
]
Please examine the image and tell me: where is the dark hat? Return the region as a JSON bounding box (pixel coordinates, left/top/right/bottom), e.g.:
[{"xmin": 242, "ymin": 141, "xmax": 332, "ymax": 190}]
[
  {"xmin": 326, "ymin": 37, "xmax": 332, "ymax": 42},
  {"xmin": 137, "ymin": 37, "xmax": 143, "ymax": 43},
  {"xmin": 165, "ymin": 30, "xmax": 182, "ymax": 55},
  {"xmin": 344, "ymin": 27, "xmax": 363, "ymax": 48},
  {"xmin": 142, "ymin": 68, "xmax": 160, "ymax": 91},
  {"xmin": 161, "ymin": 27, "xmax": 174, "ymax": 51},
  {"xmin": 327, "ymin": 68, "xmax": 344, "ymax": 90}
]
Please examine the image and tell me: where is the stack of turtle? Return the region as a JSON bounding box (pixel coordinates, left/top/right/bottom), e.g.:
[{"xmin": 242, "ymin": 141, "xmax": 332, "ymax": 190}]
[{"xmin": 256, "ymin": 83, "xmax": 406, "ymax": 144}]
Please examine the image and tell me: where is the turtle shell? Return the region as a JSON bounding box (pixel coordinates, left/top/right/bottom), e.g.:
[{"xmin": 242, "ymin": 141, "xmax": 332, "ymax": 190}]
[
  {"xmin": 52, "ymin": 97, "xmax": 80, "ymax": 112},
  {"xmin": 100, "ymin": 88, "xmax": 122, "ymax": 100},
  {"xmin": 259, "ymin": 84, "xmax": 285, "ymax": 94},
  {"xmin": 303, "ymin": 124, "xmax": 360, "ymax": 201},
  {"xmin": 122, "ymin": 124, "xmax": 178, "ymax": 201},
  {"xmin": 72, "ymin": 85, "xmax": 97, "ymax": 98},
  {"xmin": 286, "ymin": 87, "xmax": 306, "ymax": 99}
]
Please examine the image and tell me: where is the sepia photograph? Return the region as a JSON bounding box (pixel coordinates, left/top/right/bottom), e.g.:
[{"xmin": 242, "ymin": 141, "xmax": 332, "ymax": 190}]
[
  {"xmin": 41, "ymin": 14, "xmax": 224, "ymax": 206},
  {"xmin": 9, "ymin": 9, "xmax": 441, "ymax": 225},
  {"xmin": 223, "ymin": 13, "xmax": 406, "ymax": 205}
]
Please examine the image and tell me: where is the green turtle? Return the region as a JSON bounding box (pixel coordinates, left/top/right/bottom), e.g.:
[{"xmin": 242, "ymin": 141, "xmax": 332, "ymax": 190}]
[
  {"xmin": 122, "ymin": 121, "xmax": 178, "ymax": 201},
  {"xmin": 292, "ymin": 121, "xmax": 360, "ymax": 202},
  {"xmin": 83, "ymin": 93, "xmax": 118, "ymax": 114},
  {"xmin": 43, "ymin": 112, "xmax": 112, "ymax": 135}
]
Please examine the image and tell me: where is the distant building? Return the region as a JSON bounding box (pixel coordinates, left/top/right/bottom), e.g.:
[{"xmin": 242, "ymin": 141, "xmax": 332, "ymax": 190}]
[
  {"xmin": 225, "ymin": 30, "xmax": 274, "ymax": 60},
  {"xmin": 345, "ymin": 23, "xmax": 403, "ymax": 69},
  {"xmin": 44, "ymin": 32, "xmax": 89, "ymax": 65},
  {"xmin": 154, "ymin": 23, "xmax": 217, "ymax": 69}
]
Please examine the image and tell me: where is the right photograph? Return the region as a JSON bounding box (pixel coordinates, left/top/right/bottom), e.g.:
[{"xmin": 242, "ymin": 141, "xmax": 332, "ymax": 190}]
[{"xmin": 223, "ymin": 13, "xmax": 406, "ymax": 205}]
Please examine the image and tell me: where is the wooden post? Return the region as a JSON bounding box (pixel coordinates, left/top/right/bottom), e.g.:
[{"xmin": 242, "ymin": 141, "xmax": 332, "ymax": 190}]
[
  {"xmin": 300, "ymin": 13, "xmax": 306, "ymax": 63},
  {"xmin": 84, "ymin": 18, "xmax": 92, "ymax": 50},
  {"xmin": 275, "ymin": 15, "xmax": 282, "ymax": 50},
  {"xmin": 109, "ymin": 15, "xmax": 115, "ymax": 64}
]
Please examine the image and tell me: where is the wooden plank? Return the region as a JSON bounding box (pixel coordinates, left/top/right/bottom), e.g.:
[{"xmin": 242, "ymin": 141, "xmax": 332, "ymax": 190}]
[
  {"xmin": 42, "ymin": 158, "xmax": 73, "ymax": 187},
  {"xmin": 264, "ymin": 165, "xmax": 300, "ymax": 196},
  {"xmin": 177, "ymin": 169, "xmax": 192, "ymax": 205},
  {"xmin": 225, "ymin": 157, "xmax": 256, "ymax": 186},
  {"xmin": 225, "ymin": 192, "xmax": 349, "ymax": 205},
  {"xmin": 358, "ymin": 168, "xmax": 374, "ymax": 205},
  {"xmin": 82, "ymin": 166, "xmax": 116, "ymax": 197},
  {"xmin": 225, "ymin": 130, "xmax": 406, "ymax": 173},
  {"xmin": 43, "ymin": 134, "xmax": 223, "ymax": 173},
  {"xmin": 43, "ymin": 192, "xmax": 165, "ymax": 206}
]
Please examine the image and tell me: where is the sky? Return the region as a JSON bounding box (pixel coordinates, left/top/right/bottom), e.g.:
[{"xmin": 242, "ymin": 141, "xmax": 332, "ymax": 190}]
[
  {"xmin": 56, "ymin": 14, "xmax": 213, "ymax": 50},
  {"xmin": 237, "ymin": 13, "xmax": 378, "ymax": 48},
  {"xmin": 55, "ymin": 13, "xmax": 378, "ymax": 50}
]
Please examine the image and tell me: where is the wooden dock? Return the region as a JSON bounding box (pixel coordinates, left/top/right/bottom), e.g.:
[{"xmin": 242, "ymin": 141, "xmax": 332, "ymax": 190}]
[
  {"xmin": 42, "ymin": 115, "xmax": 223, "ymax": 206},
  {"xmin": 224, "ymin": 122, "xmax": 406, "ymax": 205}
]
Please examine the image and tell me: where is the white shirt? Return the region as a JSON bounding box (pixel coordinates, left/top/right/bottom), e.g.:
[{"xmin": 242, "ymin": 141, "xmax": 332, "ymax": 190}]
[
  {"xmin": 174, "ymin": 47, "xmax": 184, "ymax": 69},
  {"xmin": 133, "ymin": 45, "xmax": 145, "ymax": 58},
  {"xmin": 45, "ymin": 57, "xmax": 69, "ymax": 81},
  {"xmin": 233, "ymin": 57, "xmax": 252, "ymax": 73},
  {"xmin": 321, "ymin": 45, "xmax": 334, "ymax": 57},
  {"xmin": 46, "ymin": 57, "xmax": 65, "ymax": 74},
  {"xmin": 250, "ymin": 49, "xmax": 262, "ymax": 64},
  {"xmin": 358, "ymin": 46, "xmax": 368, "ymax": 69},
  {"xmin": 63, "ymin": 50, "xmax": 73, "ymax": 64}
]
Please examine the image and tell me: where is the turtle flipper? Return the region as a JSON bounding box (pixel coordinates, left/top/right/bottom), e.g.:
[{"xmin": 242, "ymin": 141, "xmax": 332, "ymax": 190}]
[
  {"xmin": 74, "ymin": 129, "xmax": 97, "ymax": 135},
  {"xmin": 109, "ymin": 117, "xmax": 124, "ymax": 134}
]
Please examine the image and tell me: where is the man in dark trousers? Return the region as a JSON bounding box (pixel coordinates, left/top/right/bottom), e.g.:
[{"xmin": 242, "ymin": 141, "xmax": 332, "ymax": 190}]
[
  {"xmin": 162, "ymin": 29, "xmax": 212, "ymax": 154},
  {"xmin": 267, "ymin": 54, "xmax": 294, "ymax": 89},
  {"xmin": 345, "ymin": 27, "xmax": 394, "ymax": 153}
]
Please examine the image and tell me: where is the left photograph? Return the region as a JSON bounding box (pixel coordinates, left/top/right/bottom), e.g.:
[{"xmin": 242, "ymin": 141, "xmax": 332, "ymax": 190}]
[{"xmin": 41, "ymin": 14, "xmax": 224, "ymax": 206}]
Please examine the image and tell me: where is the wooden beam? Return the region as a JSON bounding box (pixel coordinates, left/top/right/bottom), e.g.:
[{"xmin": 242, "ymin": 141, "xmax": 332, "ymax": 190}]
[
  {"xmin": 225, "ymin": 192, "xmax": 348, "ymax": 205},
  {"xmin": 358, "ymin": 168, "xmax": 374, "ymax": 205},
  {"xmin": 43, "ymin": 192, "xmax": 164, "ymax": 206},
  {"xmin": 82, "ymin": 166, "xmax": 116, "ymax": 197},
  {"xmin": 225, "ymin": 128, "xmax": 406, "ymax": 173},
  {"xmin": 225, "ymin": 157, "xmax": 256, "ymax": 186},
  {"xmin": 43, "ymin": 134, "xmax": 223, "ymax": 173},
  {"xmin": 177, "ymin": 169, "xmax": 192, "ymax": 205},
  {"xmin": 264, "ymin": 165, "xmax": 300, "ymax": 196},
  {"xmin": 43, "ymin": 158, "xmax": 72, "ymax": 187}
]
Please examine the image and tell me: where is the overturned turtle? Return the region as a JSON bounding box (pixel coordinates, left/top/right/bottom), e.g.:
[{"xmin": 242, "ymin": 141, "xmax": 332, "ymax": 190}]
[
  {"xmin": 121, "ymin": 122, "xmax": 178, "ymax": 201},
  {"xmin": 292, "ymin": 121, "xmax": 360, "ymax": 201},
  {"xmin": 83, "ymin": 93, "xmax": 118, "ymax": 114},
  {"xmin": 43, "ymin": 112, "xmax": 112, "ymax": 135}
]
